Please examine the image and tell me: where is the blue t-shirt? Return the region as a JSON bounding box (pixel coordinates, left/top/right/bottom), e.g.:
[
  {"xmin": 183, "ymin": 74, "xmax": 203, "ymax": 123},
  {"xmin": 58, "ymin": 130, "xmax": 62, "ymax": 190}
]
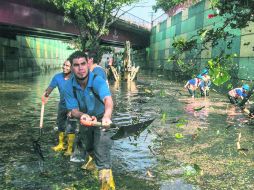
[
  {"xmin": 93, "ymin": 66, "xmax": 107, "ymax": 80},
  {"xmin": 188, "ymin": 78, "xmax": 198, "ymax": 85},
  {"xmin": 235, "ymin": 88, "xmax": 247, "ymax": 98},
  {"xmin": 48, "ymin": 72, "xmax": 71, "ymax": 109},
  {"xmin": 64, "ymin": 71, "xmax": 111, "ymax": 117}
]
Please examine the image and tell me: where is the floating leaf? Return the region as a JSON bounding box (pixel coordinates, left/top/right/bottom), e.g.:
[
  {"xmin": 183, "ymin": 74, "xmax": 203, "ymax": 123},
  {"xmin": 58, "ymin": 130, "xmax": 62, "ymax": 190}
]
[
  {"xmin": 145, "ymin": 89, "xmax": 152, "ymax": 94},
  {"xmin": 175, "ymin": 133, "xmax": 184, "ymax": 139},
  {"xmin": 161, "ymin": 112, "xmax": 167, "ymax": 122},
  {"xmin": 146, "ymin": 170, "xmax": 155, "ymax": 178},
  {"xmin": 194, "ymin": 106, "xmax": 205, "ymax": 111},
  {"xmin": 176, "ymin": 123, "xmax": 185, "ymax": 128}
]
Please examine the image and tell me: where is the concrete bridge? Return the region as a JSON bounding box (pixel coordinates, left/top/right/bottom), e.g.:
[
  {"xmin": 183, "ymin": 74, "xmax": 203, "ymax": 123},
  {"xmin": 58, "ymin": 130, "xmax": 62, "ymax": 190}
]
[
  {"xmin": 0, "ymin": 0, "xmax": 150, "ymax": 49},
  {"xmin": 0, "ymin": 0, "xmax": 151, "ymax": 78}
]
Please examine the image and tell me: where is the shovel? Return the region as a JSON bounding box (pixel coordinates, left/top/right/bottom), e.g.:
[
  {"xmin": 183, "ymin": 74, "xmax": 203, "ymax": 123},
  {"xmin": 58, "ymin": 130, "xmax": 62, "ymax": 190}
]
[
  {"xmin": 80, "ymin": 117, "xmax": 155, "ymax": 140},
  {"xmin": 32, "ymin": 98, "xmax": 47, "ymax": 161}
]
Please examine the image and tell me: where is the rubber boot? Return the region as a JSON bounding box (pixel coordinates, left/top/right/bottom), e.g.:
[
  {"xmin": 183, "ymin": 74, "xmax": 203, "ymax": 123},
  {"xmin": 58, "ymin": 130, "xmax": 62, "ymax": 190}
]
[
  {"xmin": 52, "ymin": 132, "xmax": 65, "ymax": 151},
  {"xmin": 64, "ymin": 134, "xmax": 75, "ymax": 156},
  {"xmin": 81, "ymin": 155, "xmax": 96, "ymax": 171},
  {"xmin": 99, "ymin": 169, "xmax": 115, "ymax": 190}
]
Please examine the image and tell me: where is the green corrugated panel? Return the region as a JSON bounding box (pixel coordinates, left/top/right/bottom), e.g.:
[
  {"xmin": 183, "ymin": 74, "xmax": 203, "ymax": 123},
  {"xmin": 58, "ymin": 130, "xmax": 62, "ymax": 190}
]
[
  {"xmin": 168, "ymin": 48, "xmax": 174, "ymax": 55},
  {"xmin": 203, "ymin": 9, "xmax": 215, "ymax": 27},
  {"xmin": 22, "ymin": 36, "xmax": 27, "ymax": 47},
  {"xmin": 171, "ymin": 12, "xmax": 182, "ymax": 26},
  {"xmin": 159, "ymin": 40, "xmax": 166, "ymax": 50},
  {"xmin": 162, "ymin": 30, "xmax": 166, "ymax": 40},
  {"xmin": 224, "ymin": 26, "xmax": 241, "ymax": 36},
  {"xmin": 159, "ymin": 50, "xmax": 165, "ymax": 60},
  {"xmin": 156, "ymin": 32, "xmax": 163, "ymax": 42},
  {"xmin": 186, "ymin": 30, "xmax": 197, "ymax": 39},
  {"xmin": 238, "ymin": 58, "xmax": 254, "ymax": 80},
  {"xmin": 52, "ymin": 45, "xmax": 55, "ymax": 58},
  {"xmin": 225, "ymin": 36, "xmax": 241, "ymax": 55},
  {"xmin": 188, "ymin": 0, "xmax": 205, "ymax": 18},
  {"xmin": 150, "ymin": 35, "xmax": 156, "ymax": 44},
  {"xmin": 195, "ymin": 13, "xmax": 204, "ymax": 29},
  {"xmin": 211, "ymin": 39, "xmax": 225, "ymax": 57},
  {"xmin": 160, "ymin": 20, "xmax": 167, "ymax": 32},
  {"xmin": 175, "ymin": 23, "xmax": 181, "ymax": 35},
  {"xmin": 16, "ymin": 36, "xmax": 21, "ymax": 46},
  {"xmin": 166, "ymin": 26, "xmax": 176, "ymax": 39},
  {"xmin": 181, "ymin": 17, "xmax": 196, "ymax": 34},
  {"xmin": 151, "ymin": 26, "xmax": 156, "ymax": 34}
]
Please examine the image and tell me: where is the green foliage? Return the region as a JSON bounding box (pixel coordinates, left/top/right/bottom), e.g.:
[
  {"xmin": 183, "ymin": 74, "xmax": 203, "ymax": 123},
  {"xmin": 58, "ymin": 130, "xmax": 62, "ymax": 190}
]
[
  {"xmin": 167, "ymin": 36, "xmax": 199, "ymax": 78},
  {"xmin": 49, "ymin": 0, "xmax": 136, "ymax": 50},
  {"xmin": 161, "ymin": 112, "xmax": 167, "ymax": 123},
  {"xmin": 153, "ymin": 0, "xmax": 186, "ymax": 12},
  {"xmin": 207, "ymin": 53, "xmax": 237, "ymax": 86}
]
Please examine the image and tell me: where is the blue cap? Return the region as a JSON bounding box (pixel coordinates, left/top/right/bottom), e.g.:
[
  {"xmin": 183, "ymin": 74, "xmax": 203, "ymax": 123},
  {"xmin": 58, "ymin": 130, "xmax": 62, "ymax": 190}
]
[
  {"xmin": 242, "ymin": 84, "xmax": 249, "ymax": 91},
  {"xmin": 196, "ymin": 74, "xmax": 203, "ymax": 79},
  {"xmin": 201, "ymin": 69, "xmax": 208, "ymax": 75}
]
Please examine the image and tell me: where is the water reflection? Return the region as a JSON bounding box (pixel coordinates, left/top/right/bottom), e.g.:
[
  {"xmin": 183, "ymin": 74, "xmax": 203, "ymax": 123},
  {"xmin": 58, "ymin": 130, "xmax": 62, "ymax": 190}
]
[{"xmin": 0, "ymin": 71, "xmax": 158, "ymax": 189}]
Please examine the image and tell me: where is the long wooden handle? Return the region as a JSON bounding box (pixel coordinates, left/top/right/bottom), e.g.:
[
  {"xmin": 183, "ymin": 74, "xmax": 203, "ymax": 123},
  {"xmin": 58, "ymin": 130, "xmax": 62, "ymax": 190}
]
[
  {"xmin": 80, "ymin": 119, "xmax": 114, "ymax": 128},
  {"xmin": 39, "ymin": 103, "xmax": 45, "ymax": 129}
]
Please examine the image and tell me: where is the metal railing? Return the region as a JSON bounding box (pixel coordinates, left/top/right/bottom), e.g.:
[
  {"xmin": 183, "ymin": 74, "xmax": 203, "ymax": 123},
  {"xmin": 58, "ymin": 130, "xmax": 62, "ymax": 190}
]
[{"xmin": 117, "ymin": 9, "xmax": 151, "ymax": 30}]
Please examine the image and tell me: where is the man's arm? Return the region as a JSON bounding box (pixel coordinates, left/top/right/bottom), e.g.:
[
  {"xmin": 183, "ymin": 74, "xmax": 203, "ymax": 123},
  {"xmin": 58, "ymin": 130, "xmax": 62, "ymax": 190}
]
[
  {"xmin": 44, "ymin": 87, "xmax": 53, "ymax": 97},
  {"xmin": 103, "ymin": 96, "xmax": 113, "ymax": 118}
]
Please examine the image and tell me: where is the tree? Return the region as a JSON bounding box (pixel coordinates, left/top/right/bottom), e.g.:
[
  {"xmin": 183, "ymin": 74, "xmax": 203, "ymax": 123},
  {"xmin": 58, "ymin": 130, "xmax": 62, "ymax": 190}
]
[{"xmin": 49, "ymin": 0, "xmax": 137, "ymax": 50}]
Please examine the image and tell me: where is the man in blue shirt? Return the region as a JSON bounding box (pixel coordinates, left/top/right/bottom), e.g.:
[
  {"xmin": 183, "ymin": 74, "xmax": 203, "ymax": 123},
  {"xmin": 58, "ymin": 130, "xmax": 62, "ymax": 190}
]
[
  {"xmin": 87, "ymin": 50, "xmax": 108, "ymax": 81},
  {"xmin": 228, "ymin": 84, "xmax": 249, "ymax": 104},
  {"xmin": 199, "ymin": 69, "xmax": 211, "ymax": 97},
  {"xmin": 42, "ymin": 60, "xmax": 76, "ymax": 156},
  {"xmin": 64, "ymin": 51, "xmax": 115, "ymax": 190},
  {"xmin": 184, "ymin": 75, "xmax": 202, "ymax": 98}
]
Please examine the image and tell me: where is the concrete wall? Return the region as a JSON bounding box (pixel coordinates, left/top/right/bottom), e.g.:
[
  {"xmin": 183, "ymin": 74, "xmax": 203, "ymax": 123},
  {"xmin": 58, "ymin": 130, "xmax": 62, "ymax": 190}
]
[
  {"xmin": 150, "ymin": 0, "xmax": 254, "ymax": 80},
  {"xmin": 0, "ymin": 35, "xmax": 74, "ymax": 79}
]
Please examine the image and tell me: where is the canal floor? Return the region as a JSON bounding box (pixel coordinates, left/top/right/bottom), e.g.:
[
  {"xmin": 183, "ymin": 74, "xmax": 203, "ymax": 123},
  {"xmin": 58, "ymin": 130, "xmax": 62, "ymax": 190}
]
[{"xmin": 0, "ymin": 71, "xmax": 253, "ymax": 189}]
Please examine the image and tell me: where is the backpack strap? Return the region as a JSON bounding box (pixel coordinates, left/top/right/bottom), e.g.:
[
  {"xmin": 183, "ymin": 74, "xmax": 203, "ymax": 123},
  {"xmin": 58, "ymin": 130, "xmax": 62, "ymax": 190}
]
[
  {"xmin": 90, "ymin": 74, "xmax": 104, "ymax": 104},
  {"xmin": 72, "ymin": 74, "xmax": 104, "ymax": 109}
]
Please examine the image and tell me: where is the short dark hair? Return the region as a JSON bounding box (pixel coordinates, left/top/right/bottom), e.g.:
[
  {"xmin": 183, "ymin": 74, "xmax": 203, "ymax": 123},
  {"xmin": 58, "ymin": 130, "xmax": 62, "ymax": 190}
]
[
  {"xmin": 68, "ymin": 51, "xmax": 88, "ymax": 65},
  {"xmin": 87, "ymin": 50, "xmax": 101, "ymax": 64}
]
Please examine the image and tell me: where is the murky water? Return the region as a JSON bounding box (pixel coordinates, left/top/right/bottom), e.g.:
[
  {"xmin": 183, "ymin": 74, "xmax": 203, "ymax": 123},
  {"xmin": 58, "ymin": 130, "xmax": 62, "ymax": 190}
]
[{"xmin": 1, "ymin": 71, "xmax": 254, "ymax": 189}]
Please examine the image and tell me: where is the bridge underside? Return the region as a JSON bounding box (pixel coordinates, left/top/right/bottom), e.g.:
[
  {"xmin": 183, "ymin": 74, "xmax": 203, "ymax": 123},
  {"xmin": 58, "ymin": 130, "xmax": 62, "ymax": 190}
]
[{"xmin": 0, "ymin": 0, "xmax": 150, "ymax": 49}]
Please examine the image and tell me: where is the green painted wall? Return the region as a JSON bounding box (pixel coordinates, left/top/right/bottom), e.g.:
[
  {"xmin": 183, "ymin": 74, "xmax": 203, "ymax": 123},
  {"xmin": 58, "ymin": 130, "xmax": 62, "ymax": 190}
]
[
  {"xmin": 150, "ymin": 0, "xmax": 254, "ymax": 80},
  {"xmin": 0, "ymin": 35, "xmax": 74, "ymax": 79}
]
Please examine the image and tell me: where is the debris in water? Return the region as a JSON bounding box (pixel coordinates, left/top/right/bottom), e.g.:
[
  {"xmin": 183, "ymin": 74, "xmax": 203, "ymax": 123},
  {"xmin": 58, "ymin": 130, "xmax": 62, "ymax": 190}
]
[
  {"xmin": 146, "ymin": 170, "xmax": 155, "ymax": 178},
  {"xmin": 194, "ymin": 106, "xmax": 205, "ymax": 111}
]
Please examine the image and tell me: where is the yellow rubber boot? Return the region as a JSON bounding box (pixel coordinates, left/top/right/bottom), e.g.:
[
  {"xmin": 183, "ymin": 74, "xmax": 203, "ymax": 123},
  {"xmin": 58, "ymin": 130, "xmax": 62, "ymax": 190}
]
[
  {"xmin": 81, "ymin": 155, "xmax": 96, "ymax": 171},
  {"xmin": 52, "ymin": 132, "xmax": 65, "ymax": 151},
  {"xmin": 99, "ymin": 169, "xmax": 115, "ymax": 190},
  {"xmin": 64, "ymin": 134, "xmax": 75, "ymax": 156}
]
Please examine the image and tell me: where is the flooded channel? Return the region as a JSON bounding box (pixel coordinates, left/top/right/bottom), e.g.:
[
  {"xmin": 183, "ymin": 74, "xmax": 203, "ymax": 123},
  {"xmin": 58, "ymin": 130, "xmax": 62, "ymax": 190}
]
[{"xmin": 0, "ymin": 70, "xmax": 254, "ymax": 189}]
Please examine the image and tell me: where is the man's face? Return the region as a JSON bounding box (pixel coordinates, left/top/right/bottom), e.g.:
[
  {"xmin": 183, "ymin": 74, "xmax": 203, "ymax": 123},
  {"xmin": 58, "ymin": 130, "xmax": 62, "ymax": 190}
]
[
  {"xmin": 72, "ymin": 57, "xmax": 89, "ymax": 80},
  {"xmin": 62, "ymin": 60, "xmax": 71, "ymax": 74}
]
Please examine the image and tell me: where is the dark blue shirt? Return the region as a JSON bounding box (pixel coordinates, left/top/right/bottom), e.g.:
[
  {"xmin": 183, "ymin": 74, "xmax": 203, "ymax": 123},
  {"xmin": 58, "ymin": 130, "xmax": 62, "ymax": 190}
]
[{"xmin": 64, "ymin": 72, "xmax": 111, "ymax": 117}]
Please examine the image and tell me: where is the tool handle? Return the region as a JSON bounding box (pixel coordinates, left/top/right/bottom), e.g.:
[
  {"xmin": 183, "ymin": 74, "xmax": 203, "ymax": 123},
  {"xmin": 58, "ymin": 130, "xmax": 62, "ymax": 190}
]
[
  {"xmin": 39, "ymin": 102, "xmax": 45, "ymax": 129},
  {"xmin": 80, "ymin": 119, "xmax": 112, "ymax": 128}
]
